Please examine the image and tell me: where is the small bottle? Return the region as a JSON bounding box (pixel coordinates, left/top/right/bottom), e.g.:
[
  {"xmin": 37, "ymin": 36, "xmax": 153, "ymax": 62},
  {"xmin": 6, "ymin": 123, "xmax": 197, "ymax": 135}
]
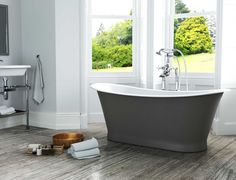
[
  {"xmin": 32, "ymin": 147, "xmax": 37, "ymax": 155},
  {"xmin": 37, "ymin": 148, "xmax": 42, "ymax": 156}
]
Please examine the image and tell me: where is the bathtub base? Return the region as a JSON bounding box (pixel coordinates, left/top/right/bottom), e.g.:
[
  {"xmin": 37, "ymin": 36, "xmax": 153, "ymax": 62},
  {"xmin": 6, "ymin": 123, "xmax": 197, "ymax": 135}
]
[
  {"xmin": 93, "ymin": 84, "xmax": 224, "ymax": 153},
  {"xmin": 107, "ymin": 134, "xmax": 207, "ymax": 152}
]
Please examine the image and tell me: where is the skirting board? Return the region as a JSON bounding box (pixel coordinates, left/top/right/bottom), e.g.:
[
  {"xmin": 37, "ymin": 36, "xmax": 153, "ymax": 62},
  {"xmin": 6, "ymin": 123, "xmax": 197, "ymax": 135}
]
[
  {"xmin": 0, "ymin": 115, "xmax": 24, "ymax": 129},
  {"xmin": 88, "ymin": 113, "xmax": 105, "ymax": 123},
  {"xmin": 212, "ymin": 119, "xmax": 236, "ymax": 135},
  {"xmin": 22, "ymin": 112, "xmax": 81, "ymax": 130},
  {"xmin": 6, "ymin": 112, "xmax": 98, "ymax": 130},
  {"xmin": 56, "ymin": 113, "xmax": 81, "ymax": 129}
]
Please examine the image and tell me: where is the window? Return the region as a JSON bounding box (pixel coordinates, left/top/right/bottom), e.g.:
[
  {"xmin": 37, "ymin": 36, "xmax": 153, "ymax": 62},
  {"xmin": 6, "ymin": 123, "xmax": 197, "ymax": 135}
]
[
  {"xmin": 172, "ymin": 0, "xmax": 217, "ymax": 73},
  {"xmin": 89, "ymin": 0, "xmax": 137, "ymax": 74}
]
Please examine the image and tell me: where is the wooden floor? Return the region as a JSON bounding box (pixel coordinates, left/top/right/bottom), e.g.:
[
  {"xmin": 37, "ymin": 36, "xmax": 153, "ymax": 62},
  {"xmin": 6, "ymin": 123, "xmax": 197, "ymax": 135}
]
[{"xmin": 0, "ymin": 124, "xmax": 236, "ymax": 180}]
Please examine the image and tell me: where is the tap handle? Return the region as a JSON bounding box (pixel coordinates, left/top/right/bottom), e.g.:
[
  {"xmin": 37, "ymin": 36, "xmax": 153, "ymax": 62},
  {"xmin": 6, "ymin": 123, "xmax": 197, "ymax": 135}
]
[
  {"xmin": 157, "ymin": 66, "xmax": 164, "ymax": 70},
  {"xmin": 156, "ymin": 49, "xmax": 165, "ymax": 55},
  {"xmin": 3, "ymin": 77, "xmax": 8, "ymax": 87}
]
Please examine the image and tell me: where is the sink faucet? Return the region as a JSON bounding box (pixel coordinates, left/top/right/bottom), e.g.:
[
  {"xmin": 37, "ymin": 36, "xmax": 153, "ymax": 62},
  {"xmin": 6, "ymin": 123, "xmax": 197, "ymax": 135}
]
[
  {"xmin": 2, "ymin": 77, "xmax": 9, "ymax": 100},
  {"xmin": 0, "ymin": 77, "xmax": 17, "ymax": 100}
]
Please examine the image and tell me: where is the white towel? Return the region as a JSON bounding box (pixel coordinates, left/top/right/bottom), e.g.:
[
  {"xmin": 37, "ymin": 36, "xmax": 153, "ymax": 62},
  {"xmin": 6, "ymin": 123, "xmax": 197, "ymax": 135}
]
[
  {"xmin": 71, "ymin": 148, "xmax": 100, "ymax": 159},
  {"xmin": 0, "ymin": 105, "xmax": 7, "ymax": 110},
  {"xmin": 71, "ymin": 137, "xmax": 99, "ymax": 152},
  {"xmin": 0, "ymin": 107, "xmax": 15, "ymax": 115},
  {"xmin": 67, "ymin": 147, "xmax": 72, "ymax": 155},
  {"xmin": 33, "ymin": 55, "xmax": 45, "ymax": 105}
]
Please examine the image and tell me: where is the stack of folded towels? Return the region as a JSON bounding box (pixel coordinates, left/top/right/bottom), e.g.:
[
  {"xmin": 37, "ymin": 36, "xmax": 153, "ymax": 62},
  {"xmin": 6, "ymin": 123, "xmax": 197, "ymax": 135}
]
[
  {"xmin": 0, "ymin": 105, "xmax": 16, "ymax": 115},
  {"xmin": 68, "ymin": 137, "xmax": 100, "ymax": 159}
]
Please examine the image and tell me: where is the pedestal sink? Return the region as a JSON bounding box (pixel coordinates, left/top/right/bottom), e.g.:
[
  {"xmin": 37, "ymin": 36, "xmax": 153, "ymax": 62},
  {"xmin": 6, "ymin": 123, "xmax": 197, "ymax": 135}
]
[{"xmin": 0, "ymin": 65, "xmax": 31, "ymax": 77}]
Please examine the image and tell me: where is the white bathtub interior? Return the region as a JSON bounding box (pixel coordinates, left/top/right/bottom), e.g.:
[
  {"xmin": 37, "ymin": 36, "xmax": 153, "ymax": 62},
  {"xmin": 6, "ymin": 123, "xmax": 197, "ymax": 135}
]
[{"xmin": 91, "ymin": 83, "xmax": 227, "ymax": 98}]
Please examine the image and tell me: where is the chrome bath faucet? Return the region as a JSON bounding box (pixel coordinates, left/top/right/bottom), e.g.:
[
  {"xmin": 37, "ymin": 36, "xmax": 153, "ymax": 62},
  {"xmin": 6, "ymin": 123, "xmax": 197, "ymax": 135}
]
[{"xmin": 156, "ymin": 49, "xmax": 186, "ymax": 91}]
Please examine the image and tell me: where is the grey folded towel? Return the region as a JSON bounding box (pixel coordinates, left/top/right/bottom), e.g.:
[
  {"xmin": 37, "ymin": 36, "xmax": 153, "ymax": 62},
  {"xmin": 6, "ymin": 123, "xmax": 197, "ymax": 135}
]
[
  {"xmin": 33, "ymin": 55, "xmax": 45, "ymax": 105},
  {"xmin": 71, "ymin": 148, "xmax": 100, "ymax": 159},
  {"xmin": 68, "ymin": 137, "xmax": 100, "ymax": 160},
  {"xmin": 71, "ymin": 137, "xmax": 99, "ymax": 152}
]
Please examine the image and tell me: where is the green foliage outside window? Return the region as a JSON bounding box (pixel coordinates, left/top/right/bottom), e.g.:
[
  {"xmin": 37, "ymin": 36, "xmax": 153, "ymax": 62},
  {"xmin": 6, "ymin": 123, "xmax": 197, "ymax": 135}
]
[
  {"xmin": 175, "ymin": 0, "xmax": 190, "ymax": 14},
  {"xmin": 92, "ymin": 20, "xmax": 132, "ymax": 69},
  {"xmin": 92, "ymin": 43, "xmax": 132, "ymax": 69},
  {"xmin": 92, "ymin": 0, "xmax": 214, "ymax": 70},
  {"xmin": 174, "ymin": 17, "xmax": 213, "ymax": 55}
]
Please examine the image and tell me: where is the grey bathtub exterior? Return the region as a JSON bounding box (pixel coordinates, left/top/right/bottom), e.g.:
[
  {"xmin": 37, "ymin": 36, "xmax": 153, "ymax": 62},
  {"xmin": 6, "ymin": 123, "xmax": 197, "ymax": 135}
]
[{"xmin": 96, "ymin": 90, "xmax": 223, "ymax": 153}]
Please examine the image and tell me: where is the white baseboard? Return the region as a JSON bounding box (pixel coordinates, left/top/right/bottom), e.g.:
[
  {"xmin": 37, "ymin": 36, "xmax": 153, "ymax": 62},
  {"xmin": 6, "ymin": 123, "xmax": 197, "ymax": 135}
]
[
  {"xmin": 0, "ymin": 112, "xmax": 103, "ymax": 130},
  {"xmin": 56, "ymin": 113, "xmax": 81, "ymax": 130},
  {"xmin": 80, "ymin": 113, "xmax": 88, "ymax": 129},
  {"xmin": 24, "ymin": 112, "xmax": 57, "ymax": 129},
  {"xmin": 0, "ymin": 115, "xmax": 24, "ymax": 129},
  {"xmin": 25, "ymin": 112, "xmax": 81, "ymax": 130},
  {"xmin": 213, "ymin": 119, "xmax": 236, "ymax": 135},
  {"xmin": 88, "ymin": 112, "xmax": 105, "ymax": 123}
]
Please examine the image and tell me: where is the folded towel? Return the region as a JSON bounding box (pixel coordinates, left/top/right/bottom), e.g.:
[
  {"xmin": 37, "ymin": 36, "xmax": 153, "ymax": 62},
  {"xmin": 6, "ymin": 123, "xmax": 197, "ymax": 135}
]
[
  {"xmin": 67, "ymin": 147, "xmax": 72, "ymax": 155},
  {"xmin": 71, "ymin": 137, "xmax": 99, "ymax": 152},
  {"xmin": 33, "ymin": 55, "xmax": 45, "ymax": 105},
  {"xmin": 71, "ymin": 148, "xmax": 100, "ymax": 159},
  {"xmin": 0, "ymin": 105, "xmax": 7, "ymax": 110},
  {"xmin": 0, "ymin": 107, "xmax": 15, "ymax": 115}
]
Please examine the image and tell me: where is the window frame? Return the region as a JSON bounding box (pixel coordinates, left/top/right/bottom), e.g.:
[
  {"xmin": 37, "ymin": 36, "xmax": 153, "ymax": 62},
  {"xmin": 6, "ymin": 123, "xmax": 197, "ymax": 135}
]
[
  {"xmin": 166, "ymin": 0, "xmax": 218, "ymax": 78},
  {"xmin": 87, "ymin": 0, "xmax": 140, "ymax": 78}
]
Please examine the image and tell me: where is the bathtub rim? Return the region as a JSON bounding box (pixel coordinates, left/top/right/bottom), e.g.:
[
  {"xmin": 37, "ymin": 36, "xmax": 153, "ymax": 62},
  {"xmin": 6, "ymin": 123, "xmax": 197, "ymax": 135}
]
[{"xmin": 91, "ymin": 83, "xmax": 229, "ymax": 98}]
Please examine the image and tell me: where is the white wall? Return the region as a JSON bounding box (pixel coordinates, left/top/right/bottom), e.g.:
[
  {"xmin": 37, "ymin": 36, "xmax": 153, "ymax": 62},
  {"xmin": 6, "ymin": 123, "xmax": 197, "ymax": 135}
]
[
  {"xmin": 20, "ymin": 0, "xmax": 57, "ymax": 128},
  {"xmin": 20, "ymin": 0, "xmax": 82, "ymax": 129},
  {"xmin": 213, "ymin": 0, "xmax": 236, "ymax": 135},
  {"xmin": 0, "ymin": 0, "xmax": 24, "ymax": 128},
  {"xmin": 0, "ymin": 0, "xmax": 23, "ymax": 108},
  {"xmin": 0, "ymin": 0, "xmax": 22, "ymax": 66},
  {"xmin": 21, "ymin": 0, "xmax": 56, "ymax": 113},
  {"xmin": 54, "ymin": 0, "xmax": 81, "ymax": 129},
  {"xmin": 55, "ymin": 0, "xmax": 80, "ymax": 114}
]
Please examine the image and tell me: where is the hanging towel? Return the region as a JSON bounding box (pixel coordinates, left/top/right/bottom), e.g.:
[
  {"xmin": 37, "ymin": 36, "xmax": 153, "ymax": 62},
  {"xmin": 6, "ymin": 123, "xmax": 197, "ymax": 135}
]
[
  {"xmin": 33, "ymin": 55, "xmax": 45, "ymax": 105},
  {"xmin": 71, "ymin": 148, "xmax": 100, "ymax": 159},
  {"xmin": 0, "ymin": 107, "xmax": 15, "ymax": 115},
  {"xmin": 71, "ymin": 137, "xmax": 99, "ymax": 152}
]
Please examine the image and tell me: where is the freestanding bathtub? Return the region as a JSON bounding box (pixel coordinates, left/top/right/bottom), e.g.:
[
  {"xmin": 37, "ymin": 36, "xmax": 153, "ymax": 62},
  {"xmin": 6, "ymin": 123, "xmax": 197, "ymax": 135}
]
[{"xmin": 91, "ymin": 83, "xmax": 225, "ymax": 152}]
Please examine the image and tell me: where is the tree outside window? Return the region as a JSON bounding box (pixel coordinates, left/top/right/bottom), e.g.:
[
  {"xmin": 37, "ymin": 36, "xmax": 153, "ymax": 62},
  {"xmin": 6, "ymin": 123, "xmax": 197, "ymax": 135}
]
[{"xmin": 173, "ymin": 0, "xmax": 216, "ymax": 73}]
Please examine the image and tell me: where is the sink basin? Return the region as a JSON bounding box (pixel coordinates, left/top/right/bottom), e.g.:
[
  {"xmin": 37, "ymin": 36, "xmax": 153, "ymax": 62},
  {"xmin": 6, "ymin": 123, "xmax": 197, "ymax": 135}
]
[{"xmin": 0, "ymin": 65, "xmax": 31, "ymax": 77}]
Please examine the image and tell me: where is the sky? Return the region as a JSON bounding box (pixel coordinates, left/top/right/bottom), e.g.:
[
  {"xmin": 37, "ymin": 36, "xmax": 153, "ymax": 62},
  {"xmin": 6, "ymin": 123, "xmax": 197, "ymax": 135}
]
[{"xmin": 181, "ymin": 0, "xmax": 217, "ymax": 12}]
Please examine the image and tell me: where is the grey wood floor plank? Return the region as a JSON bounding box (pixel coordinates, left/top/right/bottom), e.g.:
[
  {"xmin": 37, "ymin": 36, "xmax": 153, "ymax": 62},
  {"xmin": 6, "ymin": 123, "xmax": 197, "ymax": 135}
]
[{"xmin": 0, "ymin": 124, "xmax": 235, "ymax": 180}]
